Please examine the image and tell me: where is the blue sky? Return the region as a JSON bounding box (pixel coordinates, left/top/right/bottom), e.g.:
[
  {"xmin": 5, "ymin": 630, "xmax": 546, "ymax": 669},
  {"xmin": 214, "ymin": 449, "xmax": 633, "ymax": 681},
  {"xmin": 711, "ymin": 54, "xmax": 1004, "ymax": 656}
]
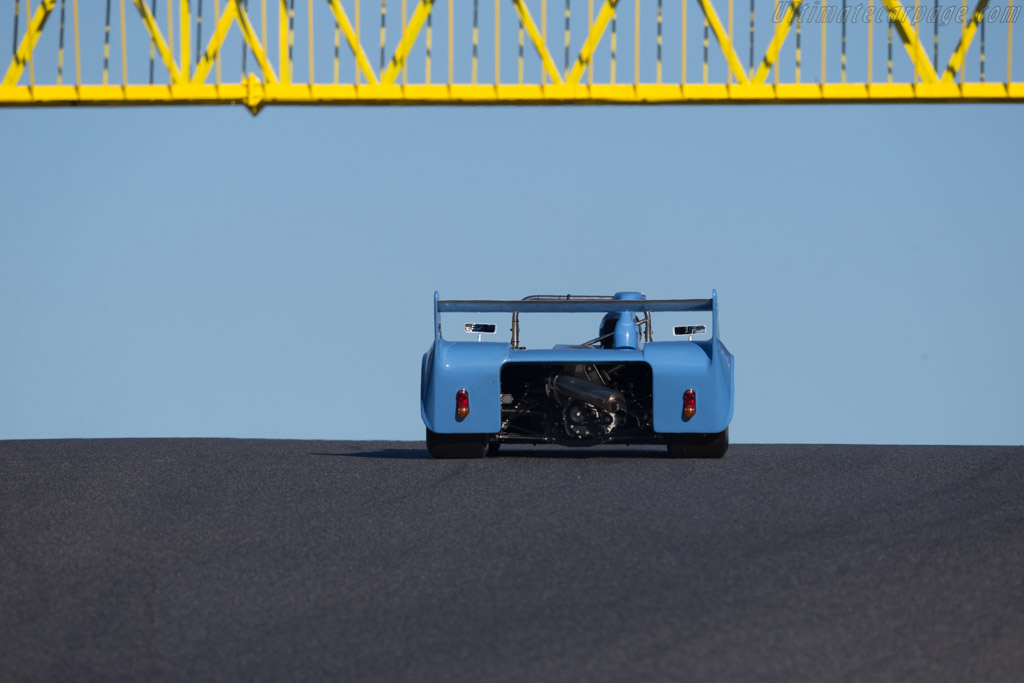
[{"xmin": 1, "ymin": 103, "xmax": 1022, "ymax": 444}]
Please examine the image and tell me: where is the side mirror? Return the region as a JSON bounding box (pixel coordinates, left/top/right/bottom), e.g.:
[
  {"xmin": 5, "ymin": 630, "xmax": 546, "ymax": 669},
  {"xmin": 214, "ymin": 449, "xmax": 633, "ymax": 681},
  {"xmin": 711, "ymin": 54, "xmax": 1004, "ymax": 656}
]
[
  {"xmin": 465, "ymin": 323, "xmax": 497, "ymax": 341},
  {"xmin": 673, "ymin": 325, "xmax": 707, "ymax": 338}
]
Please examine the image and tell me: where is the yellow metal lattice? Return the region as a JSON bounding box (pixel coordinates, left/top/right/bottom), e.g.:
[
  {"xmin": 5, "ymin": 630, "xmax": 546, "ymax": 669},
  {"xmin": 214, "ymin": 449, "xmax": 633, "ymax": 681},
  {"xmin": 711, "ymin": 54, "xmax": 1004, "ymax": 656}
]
[{"xmin": 1, "ymin": 0, "xmax": 1020, "ymax": 111}]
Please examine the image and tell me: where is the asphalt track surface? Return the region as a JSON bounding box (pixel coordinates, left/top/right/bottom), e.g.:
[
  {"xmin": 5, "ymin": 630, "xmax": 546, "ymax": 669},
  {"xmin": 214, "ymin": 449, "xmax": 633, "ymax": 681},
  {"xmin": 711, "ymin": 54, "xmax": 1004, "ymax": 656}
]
[{"xmin": 2, "ymin": 440, "xmax": 1023, "ymax": 683}]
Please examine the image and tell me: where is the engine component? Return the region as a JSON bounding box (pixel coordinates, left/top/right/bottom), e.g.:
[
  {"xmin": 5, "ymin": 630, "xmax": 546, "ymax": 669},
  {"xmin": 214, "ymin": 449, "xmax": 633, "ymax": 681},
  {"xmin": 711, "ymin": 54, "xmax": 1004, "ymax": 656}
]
[
  {"xmin": 550, "ymin": 375, "xmax": 626, "ymax": 414},
  {"xmin": 562, "ymin": 400, "xmax": 617, "ymax": 439}
]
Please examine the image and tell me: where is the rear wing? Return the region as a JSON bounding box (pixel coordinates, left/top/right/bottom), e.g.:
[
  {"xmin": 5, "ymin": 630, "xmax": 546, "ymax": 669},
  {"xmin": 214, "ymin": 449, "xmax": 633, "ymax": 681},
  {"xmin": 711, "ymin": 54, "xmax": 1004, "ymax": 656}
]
[{"xmin": 433, "ymin": 290, "xmax": 720, "ymax": 342}]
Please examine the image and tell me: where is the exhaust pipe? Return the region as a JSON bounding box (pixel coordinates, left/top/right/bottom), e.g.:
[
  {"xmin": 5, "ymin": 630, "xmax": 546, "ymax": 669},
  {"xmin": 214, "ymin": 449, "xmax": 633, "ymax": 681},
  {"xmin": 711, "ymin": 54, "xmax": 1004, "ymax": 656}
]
[{"xmin": 551, "ymin": 375, "xmax": 626, "ymax": 413}]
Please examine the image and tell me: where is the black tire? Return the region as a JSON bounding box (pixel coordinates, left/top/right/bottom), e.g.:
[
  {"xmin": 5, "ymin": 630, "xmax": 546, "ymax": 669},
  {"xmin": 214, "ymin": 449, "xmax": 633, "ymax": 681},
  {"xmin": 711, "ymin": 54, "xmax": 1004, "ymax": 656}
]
[
  {"xmin": 666, "ymin": 428, "xmax": 729, "ymax": 459},
  {"xmin": 426, "ymin": 429, "xmax": 490, "ymax": 459}
]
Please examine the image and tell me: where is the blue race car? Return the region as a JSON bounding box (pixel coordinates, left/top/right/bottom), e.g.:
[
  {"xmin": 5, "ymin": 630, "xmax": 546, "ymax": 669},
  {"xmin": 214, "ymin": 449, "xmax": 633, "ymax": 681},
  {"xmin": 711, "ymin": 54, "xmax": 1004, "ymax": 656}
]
[{"xmin": 421, "ymin": 291, "xmax": 734, "ymax": 459}]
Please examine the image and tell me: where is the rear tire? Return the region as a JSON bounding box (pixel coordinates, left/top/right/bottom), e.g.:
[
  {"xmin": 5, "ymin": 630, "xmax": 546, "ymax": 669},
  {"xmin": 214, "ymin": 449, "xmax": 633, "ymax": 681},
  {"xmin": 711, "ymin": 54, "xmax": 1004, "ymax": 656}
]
[
  {"xmin": 666, "ymin": 428, "xmax": 729, "ymax": 459},
  {"xmin": 426, "ymin": 429, "xmax": 490, "ymax": 459}
]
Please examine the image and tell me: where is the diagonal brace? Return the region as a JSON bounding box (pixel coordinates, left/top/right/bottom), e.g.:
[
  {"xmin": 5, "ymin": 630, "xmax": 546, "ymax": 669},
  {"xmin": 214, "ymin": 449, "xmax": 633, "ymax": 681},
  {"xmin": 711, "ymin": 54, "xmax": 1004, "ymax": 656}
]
[
  {"xmin": 132, "ymin": 0, "xmax": 183, "ymax": 83},
  {"xmin": 192, "ymin": 1, "xmax": 279, "ymax": 85},
  {"xmin": 381, "ymin": 0, "xmax": 435, "ymax": 84},
  {"xmin": 511, "ymin": 0, "xmax": 564, "ymax": 84},
  {"xmin": 326, "ymin": 0, "xmax": 379, "ymax": 84},
  {"xmin": 880, "ymin": 0, "xmax": 939, "ymax": 82},
  {"xmin": 2, "ymin": 0, "xmax": 57, "ymax": 87},
  {"xmin": 235, "ymin": 0, "xmax": 279, "ymax": 82},
  {"xmin": 941, "ymin": 0, "xmax": 989, "ymax": 82},
  {"xmin": 694, "ymin": 0, "xmax": 750, "ymax": 84},
  {"xmin": 752, "ymin": 0, "xmax": 803, "ymax": 84},
  {"xmin": 566, "ymin": 0, "xmax": 618, "ymax": 84},
  {"xmin": 192, "ymin": 1, "xmax": 240, "ymax": 84}
]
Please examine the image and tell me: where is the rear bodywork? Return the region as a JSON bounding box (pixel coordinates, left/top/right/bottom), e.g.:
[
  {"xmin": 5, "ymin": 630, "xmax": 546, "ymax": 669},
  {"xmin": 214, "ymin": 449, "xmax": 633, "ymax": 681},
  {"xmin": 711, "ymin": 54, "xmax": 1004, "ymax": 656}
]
[{"xmin": 421, "ymin": 291, "xmax": 734, "ymax": 448}]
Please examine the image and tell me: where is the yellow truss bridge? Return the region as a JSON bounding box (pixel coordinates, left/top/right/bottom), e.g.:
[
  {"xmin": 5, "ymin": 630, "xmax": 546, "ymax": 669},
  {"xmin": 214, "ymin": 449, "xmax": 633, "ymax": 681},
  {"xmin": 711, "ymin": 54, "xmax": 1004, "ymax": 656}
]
[{"xmin": 2, "ymin": 0, "xmax": 1020, "ymax": 110}]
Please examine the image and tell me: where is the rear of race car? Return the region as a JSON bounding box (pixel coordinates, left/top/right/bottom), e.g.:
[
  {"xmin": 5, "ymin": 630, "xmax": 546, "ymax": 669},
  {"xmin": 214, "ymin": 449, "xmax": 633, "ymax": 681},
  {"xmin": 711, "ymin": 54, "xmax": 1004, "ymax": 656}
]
[{"xmin": 421, "ymin": 291, "xmax": 734, "ymax": 458}]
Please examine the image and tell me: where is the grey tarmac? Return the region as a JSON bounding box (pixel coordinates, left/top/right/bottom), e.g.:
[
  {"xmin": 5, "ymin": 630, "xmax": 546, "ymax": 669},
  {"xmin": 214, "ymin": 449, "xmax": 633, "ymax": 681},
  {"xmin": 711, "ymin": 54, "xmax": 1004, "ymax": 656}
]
[{"xmin": 1, "ymin": 439, "xmax": 1022, "ymax": 682}]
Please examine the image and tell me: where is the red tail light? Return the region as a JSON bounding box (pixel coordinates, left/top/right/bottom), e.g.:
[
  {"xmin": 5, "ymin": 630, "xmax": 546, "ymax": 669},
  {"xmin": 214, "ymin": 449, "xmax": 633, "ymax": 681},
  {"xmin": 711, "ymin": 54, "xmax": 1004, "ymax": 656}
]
[
  {"xmin": 683, "ymin": 389, "xmax": 697, "ymax": 419},
  {"xmin": 456, "ymin": 389, "xmax": 470, "ymax": 420}
]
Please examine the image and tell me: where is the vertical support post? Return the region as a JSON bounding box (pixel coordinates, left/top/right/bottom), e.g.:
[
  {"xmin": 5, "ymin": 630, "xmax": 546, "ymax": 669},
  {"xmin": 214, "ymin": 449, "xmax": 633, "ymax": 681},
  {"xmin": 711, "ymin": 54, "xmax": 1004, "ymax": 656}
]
[
  {"xmin": 518, "ymin": 15, "xmax": 523, "ymax": 83},
  {"xmin": 633, "ymin": 0, "xmax": 639, "ymax": 85},
  {"xmin": 588, "ymin": 0, "xmax": 592, "ymax": 86},
  {"xmin": 334, "ymin": 5, "xmax": 340, "ymax": 82},
  {"xmin": 214, "ymin": 0, "xmax": 220, "ymax": 84},
  {"xmin": 867, "ymin": 0, "xmax": 873, "ymax": 84},
  {"xmin": 979, "ymin": 13, "xmax": 985, "ymax": 81},
  {"xmin": 795, "ymin": 0, "xmax": 801, "ymax": 83},
  {"xmin": 472, "ymin": 0, "xmax": 478, "ymax": 83},
  {"xmin": 28, "ymin": 0, "xmax": 34, "ymax": 89},
  {"xmin": 1008, "ymin": 0, "xmax": 1013, "ymax": 84},
  {"xmin": 149, "ymin": 0, "xmax": 156, "ymax": 83},
  {"xmin": 841, "ymin": 0, "xmax": 846, "ymax": 83},
  {"xmin": 14, "ymin": 0, "xmax": 21, "ymax": 67},
  {"xmin": 57, "ymin": 0, "xmax": 65, "ymax": 85},
  {"xmin": 773, "ymin": 0, "xmax": 779, "ymax": 85},
  {"xmin": 280, "ymin": 0, "xmax": 289, "ymax": 82},
  {"xmin": 748, "ymin": 0, "xmax": 753, "ymax": 79},
  {"xmin": 120, "ymin": 0, "xmax": 127, "ymax": 87},
  {"xmin": 820, "ymin": 0, "xmax": 825, "ymax": 84},
  {"xmin": 914, "ymin": 0, "xmax": 919, "ymax": 82},
  {"xmin": 168, "ymin": 0, "xmax": 174, "ymax": 67},
  {"xmin": 564, "ymin": 0, "xmax": 570, "ymax": 77},
  {"xmin": 681, "ymin": 0, "xmax": 686, "ymax": 86},
  {"xmin": 541, "ymin": 0, "xmax": 546, "ymax": 84},
  {"xmin": 609, "ymin": 4, "xmax": 615, "ymax": 83},
  {"xmin": 959, "ymin": 0, "xmax": 964, "ymax": 84},
  {"xmin": 195, "ymin": 0, "xmax": 202, "ymax": 70},
  {"xmin": 657, "ymin": 0, "xmax": 662, "ymax": 83},
  {"xmin": 74, "ymin": 0, "xmax": 81, "ymax": 86},
  {"xmin": 104, "ymin": 0, "xmax": 111, "ymax": 85},
  {"xmin": 727, "ymin": 0, "xmax": 732, "ymax": 84},
  {"xmin": 702, "ymin": 17, "xmax": 708, "ymax": 84},
  {"xmin": 888, "ymin": 17, "xmax": 893, "ymax": 83}
]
